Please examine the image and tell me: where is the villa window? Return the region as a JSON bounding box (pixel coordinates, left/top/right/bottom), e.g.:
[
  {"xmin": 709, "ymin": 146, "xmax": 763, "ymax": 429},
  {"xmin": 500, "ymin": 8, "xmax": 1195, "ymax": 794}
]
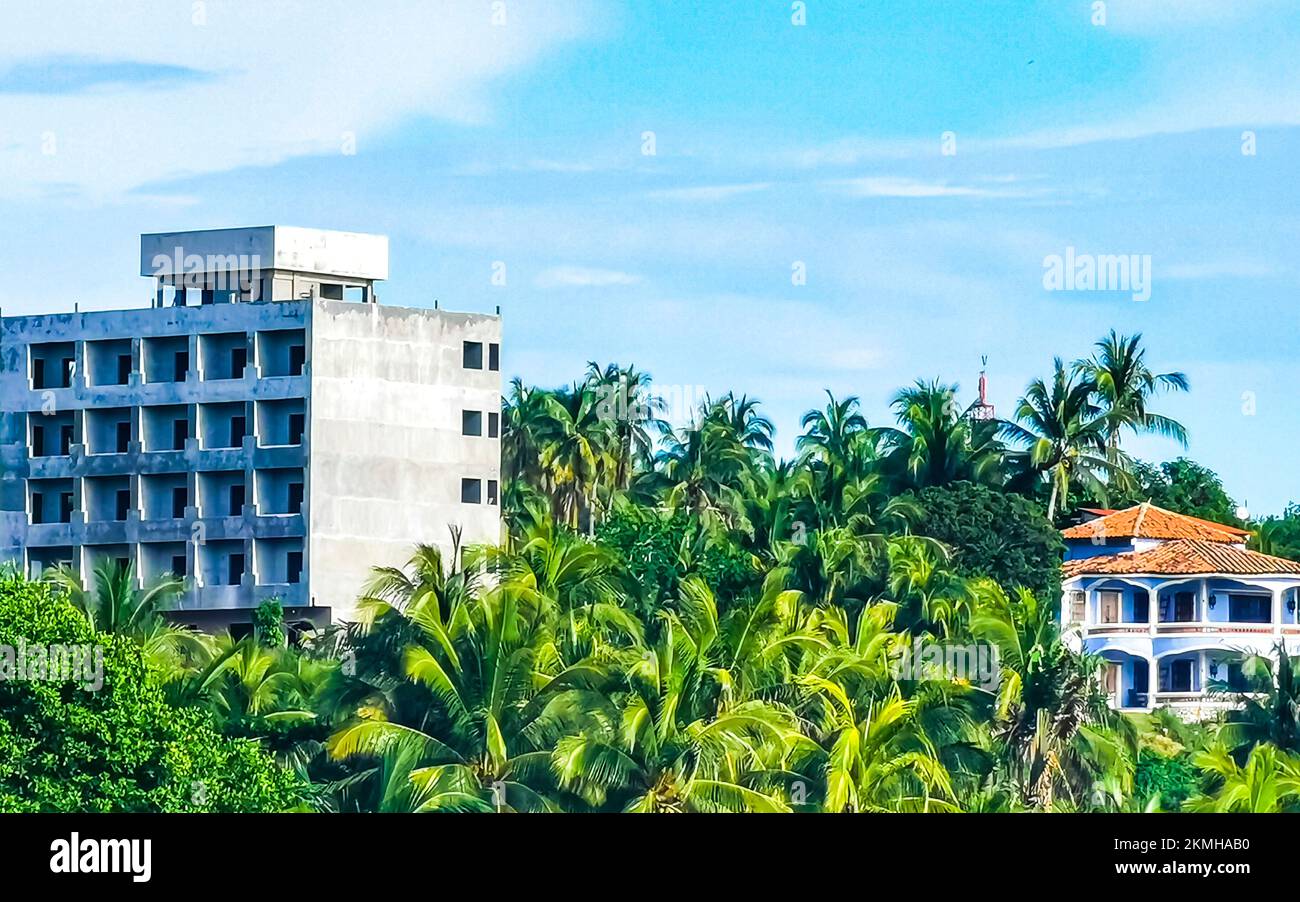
[
  {"xmin": 1068, "ymin": 591, "xmax": 1085, "ymax": 624},
  {"xmin": 1162, "ymin": 659, "xmax": 1195, "ymax": 693},
  {"xmin": 1098, "ymin": 590, "xmax": 1120, "ymax": 624},
  {"xmin": 1228, "ymin": 593, "xmax": 1270, "ymax": 623},
  {"xmin": 1224, "ymin": 661, "xmax": 1250, "ymax": 692},
  {"xmin": 1163, "ymin": 590, "xmax": 1196, "ymax": 623},
  {"xmin": 1133, "ymin": 592, "xmax": 1149, "ymax": 622},
  {"xmin": 461, "ymin": 478, "xmax": 482, "ymax": 504}
]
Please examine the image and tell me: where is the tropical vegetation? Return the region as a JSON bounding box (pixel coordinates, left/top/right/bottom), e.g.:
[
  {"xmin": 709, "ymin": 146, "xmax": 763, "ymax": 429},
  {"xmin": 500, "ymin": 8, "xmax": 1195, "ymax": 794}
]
[{"xmin": 4, "ymin": 330, "xmax": 1299, "ymax": 812}]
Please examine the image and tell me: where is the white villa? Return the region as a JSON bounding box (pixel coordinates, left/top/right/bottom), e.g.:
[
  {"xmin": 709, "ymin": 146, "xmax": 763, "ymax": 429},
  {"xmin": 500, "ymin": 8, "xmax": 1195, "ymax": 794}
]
[{"xmin": 1060, "ymin": 503, "xmax": 1300, "ymax": 717}]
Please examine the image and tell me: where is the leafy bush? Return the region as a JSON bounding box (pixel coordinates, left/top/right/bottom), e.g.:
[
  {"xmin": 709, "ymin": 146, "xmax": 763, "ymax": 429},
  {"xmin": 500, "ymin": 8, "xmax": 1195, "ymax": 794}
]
[
  {"xmin": 1107, "ymin": 458, "xmax": 1243, "ymax": 526},
  {"xmin": 254, "ymin": 598, "xmax": 286, "ymax": 648},
  {"xmin": 0, "ymin": 573, "xmax": 305, "ymax": 812},
  {"xmin": 904, "ymin": 482, "xmax": 1064, "ymax": 599},
  {"xmin": 596, "ymin": 505, "xmax": 759, "ymax": 611},
  {"xmin": 1134, "ymin": 748, "xmax": 1198, "ymax": 811}
]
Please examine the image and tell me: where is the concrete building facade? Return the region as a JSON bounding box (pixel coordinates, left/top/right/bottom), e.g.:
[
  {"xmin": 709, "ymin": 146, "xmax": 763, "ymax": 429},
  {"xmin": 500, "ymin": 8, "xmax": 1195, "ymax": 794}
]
[{"xmin": 0, "ymin": 227, "xmax": 501, "ymax": 631}]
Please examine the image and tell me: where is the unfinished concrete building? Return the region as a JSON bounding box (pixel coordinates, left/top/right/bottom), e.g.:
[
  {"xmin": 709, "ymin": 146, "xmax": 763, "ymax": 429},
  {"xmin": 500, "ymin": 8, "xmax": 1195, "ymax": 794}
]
[{"xmin": 0, "ymin": 227, "xmax": 501, "ymax": 632}]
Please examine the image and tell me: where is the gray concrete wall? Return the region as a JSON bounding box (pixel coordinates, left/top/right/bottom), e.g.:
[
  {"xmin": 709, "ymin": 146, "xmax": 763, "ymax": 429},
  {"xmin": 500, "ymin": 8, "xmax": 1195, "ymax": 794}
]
[
  {"xmin": 2, "ymin": 296, "xmax": 501, "ymax": 628},
  {"xmin": 307, "ymin": 300, "xmax": 501, "ymax": 622}
]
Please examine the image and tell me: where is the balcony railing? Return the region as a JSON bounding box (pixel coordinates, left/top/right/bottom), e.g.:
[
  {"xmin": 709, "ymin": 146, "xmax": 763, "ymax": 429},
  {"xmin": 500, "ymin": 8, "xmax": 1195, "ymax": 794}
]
[{"xmin": 1084, "ymin": 620, "xmax": 1280, "ymax": 634}]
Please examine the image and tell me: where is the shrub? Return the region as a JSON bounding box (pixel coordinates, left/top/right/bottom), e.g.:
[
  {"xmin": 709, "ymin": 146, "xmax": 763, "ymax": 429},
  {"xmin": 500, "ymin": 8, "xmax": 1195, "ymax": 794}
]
[
  {"xmin": 0, "ymin": 573, "xmax": 305, "ymax": 812},
  {"xmin": 904, "ymin": 482, "xmax": 1064, "ymax": 600}
]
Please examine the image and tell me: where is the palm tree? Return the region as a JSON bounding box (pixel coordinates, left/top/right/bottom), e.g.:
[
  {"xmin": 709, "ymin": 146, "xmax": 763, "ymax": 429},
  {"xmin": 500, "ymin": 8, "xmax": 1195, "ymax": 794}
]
[
  {"xmin": 884, "ymin": 536, "xmax": 972, "ymax": 638},
  {"xmin": 501, "ymin": 377, "xmax": 554, "ymax": 489},
  {"xmin": 1074, "ymin": 330, "xmax": 1189, "ymax": 451},
  {"xmin": 538, "ymin": 383, "xmax": 609, "ymax": 530},
  {"xmin": 649, "ymin": 416, "xmax": 752, "ymax": 532},
  {"xmin": 45, "ymin": 558, "xmax": 183, "ymax": 636},
  {"xmin": 327, "ymin": 587, "xmax": 589, "ymax": 812},
  {"xmin": 707, "ymin": 392, "xmax": 776, "ymax": 454},
  {"xmin": 875, "ymin": 379, "xmax": 1006, "ymax": 490},
  {"xmin": 482, "ymin": 513, "xmax": 641, "ymax": 664},
  {"xmin": 1001, "ymin": 358, "xmax": 1125, "ymax": 520},
  {"xmin": 551, "ymin": 618, "xmax": 805, "ymax": 812},
  {"xmin": 798, "ymin": 392, "xmax": 875, "ymax": 521},
  {"xmin": 791, "ymin": 602, "xmax": 966, "ymax": 811},
  {"xmin": 1186, "ymin": 743, "xmax": 1300, "ymax": 813},
  {"xmin": 1215, "ymin": 644, "xmax": 1300, "ymax": 754},
  {"xmin": 43, "ymin": 559, "xmax": 198, "ymax": 672},
  {"xmin": 972, "ymin": 583, "xmax": 1134, "ymax": 809},
  {"xmin": 585, "ymin": 362, "xmax": 668, "ymax": 493}
]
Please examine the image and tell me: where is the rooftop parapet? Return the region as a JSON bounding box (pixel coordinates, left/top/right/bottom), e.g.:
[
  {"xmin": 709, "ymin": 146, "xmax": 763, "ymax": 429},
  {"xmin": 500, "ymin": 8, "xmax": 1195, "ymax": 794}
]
[{"xmin": 140, "ymin": 226, "xmax": 388, "ymax": 306}]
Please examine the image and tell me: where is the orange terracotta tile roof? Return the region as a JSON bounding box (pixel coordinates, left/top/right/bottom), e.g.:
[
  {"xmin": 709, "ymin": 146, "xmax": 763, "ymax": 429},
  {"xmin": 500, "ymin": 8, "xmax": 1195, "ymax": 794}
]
[
  {"xmin": 1061, "ymin": 502, "xmax": 1250, "ymax": 544},
  {"xmin": 1062, "ymin": 539, "xmax": 1300, "ymax": 578}
]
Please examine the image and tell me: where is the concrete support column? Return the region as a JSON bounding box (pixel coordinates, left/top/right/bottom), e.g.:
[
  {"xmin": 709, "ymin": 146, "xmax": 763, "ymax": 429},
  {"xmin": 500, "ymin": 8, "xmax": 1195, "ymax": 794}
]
[
  {"xmin": 130, "ymin": 337, "xmax": 142, "ymax": 387},
  {"xmin": 1149, "ymin": 656, "xmax": 1160, "ymax": 705},
  {"xmin": 1148, "ymin": 587, "xmax": 1158, "ymax": 636},
  {"xmin": 1274, "ymin": 588, "xmax": 1284, "ymax": 637}
]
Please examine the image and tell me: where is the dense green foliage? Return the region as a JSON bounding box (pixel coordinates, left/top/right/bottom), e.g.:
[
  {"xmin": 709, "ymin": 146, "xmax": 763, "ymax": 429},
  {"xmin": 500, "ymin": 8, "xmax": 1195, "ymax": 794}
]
[
  {"xmin": 1106, "ymin": 458, "xmax": 1243, "ymax": 526},
  {"xmin": 9, "ymin": 329, "xmax": 1300, "ymax": 813},
  {"xmin": 1135, "ymin": 747, "xmax": 1199, "ymax": 810},
  {"xmin": 904, "ymin": 482, "xmax": 1064, "ymax": 599},
  {"xmin": 0, "ymin": 572, "xmax": 305, "ymax": 812},
  {"xmin": 254, "ymin": 598, "xmax": 287, "ymax": 648},
  {"xmin": 595, "ymin": 504, "xmax": 761, "ymax": 612},
  {"xmin": 1253, "ymin": 502, "xmax": 1300, "ymax": 560}
]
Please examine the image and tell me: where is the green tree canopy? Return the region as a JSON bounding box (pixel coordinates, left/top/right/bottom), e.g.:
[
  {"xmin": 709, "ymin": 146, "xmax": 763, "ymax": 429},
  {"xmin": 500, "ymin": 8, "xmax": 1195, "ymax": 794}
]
[
  {"xmin": 0, "ymin": 571, "xmax": 305, "ymax": 812},
  {"xmin": 1104, "ymin": 458, "xmax": 1242, "ymax": 526},
  {"xmin": 903, "ymin": 482, "xmax": 1064, "ymax": 600}
]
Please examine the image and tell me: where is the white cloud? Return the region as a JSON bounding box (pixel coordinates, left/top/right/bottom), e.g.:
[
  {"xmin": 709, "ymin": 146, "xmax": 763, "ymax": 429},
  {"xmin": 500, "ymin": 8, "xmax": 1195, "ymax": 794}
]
[
  {"xmin": 534, "ymin": 266, "xmax": 642, "ymax": 289},
  {"xmin": 826, "ymin": 176, "xmax": 1041, "ymax": 199},
  {"xmin": 646, "ymin": 182, "xmax": 772, "ymax": 202},
  {"xmin": 0, "ymin": 0, "xmax": 596, "ymax": 200}
]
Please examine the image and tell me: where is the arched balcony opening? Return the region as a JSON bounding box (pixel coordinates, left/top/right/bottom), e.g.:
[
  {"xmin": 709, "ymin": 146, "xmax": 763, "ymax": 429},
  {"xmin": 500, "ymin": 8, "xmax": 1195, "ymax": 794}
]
[{"xmin": 1097, "ymin": 649, "xmax": 1152, "ymax": 711}]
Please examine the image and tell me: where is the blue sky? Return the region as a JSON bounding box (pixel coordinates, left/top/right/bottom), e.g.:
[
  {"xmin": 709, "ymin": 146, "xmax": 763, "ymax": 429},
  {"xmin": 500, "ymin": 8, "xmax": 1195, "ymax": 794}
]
[{"xmin": 2, "ymin": 0, "xmax": 1299, "ymax": 512}]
